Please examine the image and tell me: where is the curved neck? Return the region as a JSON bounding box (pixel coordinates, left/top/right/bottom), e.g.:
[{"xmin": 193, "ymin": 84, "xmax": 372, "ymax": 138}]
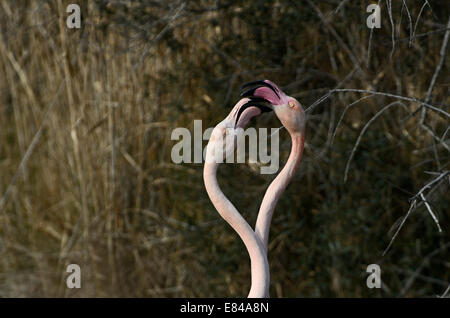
[
  {"xmin": 204, "ymin": 161, "xmax": 270, "ymax": 298},
  {"xmin": 255, "ymin": 132, "xmax": 304, "ymax": 251}
]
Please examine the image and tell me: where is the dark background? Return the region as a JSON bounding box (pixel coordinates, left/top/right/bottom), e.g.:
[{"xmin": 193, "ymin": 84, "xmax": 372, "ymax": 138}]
[{"xmin": 0, "ymin": 0, "xmax": 448, "ymax": 297}]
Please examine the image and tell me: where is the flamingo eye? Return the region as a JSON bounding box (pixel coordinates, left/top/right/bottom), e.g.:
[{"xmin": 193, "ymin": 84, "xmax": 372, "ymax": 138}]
[{"xmin": 288, "ymin": 100, "xmax": 295, "ymax": 108}]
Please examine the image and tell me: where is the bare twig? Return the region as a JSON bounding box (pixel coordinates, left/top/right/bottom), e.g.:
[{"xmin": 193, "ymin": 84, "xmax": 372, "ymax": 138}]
[
  {"xmin": 399, "ymin": 243, "xmax": 450, "ymax": 295},
  {"xmin": 383, "ymin": 171, "xmax": 448, "ymax": 255},
  {"xmin": 133, "ymin": 1, "xmax": 186, "ymax": 71},
  {"xmin": 386, "ymin": 0, "xmax": 395, "ymax": 58},
  {"xmin": 420, "ymin": 16, "xmax": 450, "ymax": 124},
  {"xmin": 401, "ymin": 0, "xmax": 413, "ymax": 47},
  {"xmin": 309, "ymin": 88, "xmax": 450, "ymax": 119},
  {"xmin": 383, "ymin": 200, "xmax": 416, "ymax": 256},
  {"xmin": 420, "ymin": 193, "xmax": 442, "ymax": 232},
  {"xmin": 330, "ymin": 94, "xmax": 375, "ymax": 147},
  {"xmin": 420, "ymin": 123, "xmax": 450, "ymax": 152},
  {"xmin": 334, "ymin": 0, "xmax": 349, "ymax": 14},
  {"xmin": 344, "ymin": 101, "xmax": 410, "ymax": 182},
  {"xmin": 305, "ymin": 67, "xmax": 358, "ymax": 113},
  {"xmin": 442, "ymin": 283, "xmax": 450, "ymax": 298},
  {"xmin": 306, "ymin": 0, "xmax": 363, "ymax": 73},
  {"xmin": 412, "ymin": 1, "xmax": 431, "ymax": 44},
  {"xmin": 196, "ymin": 35, "xmax": 249, "ymax": 74},
  {"xmin": 391, "ymin": 267, "xmax": 449, "ymax": 290},
  {"xmin": 411, "ymin": 171, "xmax": 449, "ymax": 201},
  {"xmin": 442, "ymin": 126, "xmax": 450, "ymax": 140}
]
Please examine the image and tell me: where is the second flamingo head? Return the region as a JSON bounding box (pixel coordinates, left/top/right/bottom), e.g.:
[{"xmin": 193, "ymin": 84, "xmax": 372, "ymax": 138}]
[{"xmin": 240, "ymin": 80, "xmax": 306, "ymax": 135}]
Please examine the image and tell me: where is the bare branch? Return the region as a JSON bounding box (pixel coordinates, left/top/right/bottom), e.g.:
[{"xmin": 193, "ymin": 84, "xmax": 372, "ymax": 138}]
[
  {"xmin": 412, "ymin": 1, "xmax": 431, "ymax": 44},
  {"xmin": 411, "ymin": 171, "xmax": 449, "ymax": 201},
  {"xmin": 442, "ymin": 284, "xmax": 450, "ymax": 298},
  {"xmin": 383, "ymin": 200, "xmax": 416, "ymax": 256},
  {"xmin": 386, "ymin": 0, "xmax": 395, "ymax": 58},
  {"xmin": 330, "ymin": 94, "xmax": 375, "ymax": 148},
  {"xmin": 307, "ymin": 88, "xmax": 449, "ymax": 119},
  {"xmin": 133, "ymin": 1, "xmax": 186, "ymax": 71},
  {"xmin": 334, "ymin": 0, "xmax": 349, "ymax": 14},
  {"xmin": 420, "ymin": 193, "xmax": 442, "ymax": 232},
  {"xmin": 383, "ymin": 171, "xmax": 449, "ymax": 255},
  {"xmin": 306, "ymin": 0, "xmax": 363, "ymax": 73},
  {"xmin": 344, "ymin": 101, "xmax": 410, "ymax": 182},
  {"xmin": 399, "ymin": 243, "xmax": 450, "ymax": 295},
  {"xmin": 401, "ymin": 0, "xmax": 413, "ymax": 47},
  {"xmin": 421, "ymin": 123, "xmax": 450, "ymax": 152},
  {"xmin": 420, "ymin": 16, "xmax": 450, "ymax": 124}
]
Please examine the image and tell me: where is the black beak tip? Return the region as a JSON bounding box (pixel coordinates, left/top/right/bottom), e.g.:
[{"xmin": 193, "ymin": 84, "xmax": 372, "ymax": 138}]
[
  {"xmin": 239, "ymin": 80, "xmax": 280, "ymax": 99},
  {"xmin": 240, "ymin": 80, "xmax": 267, "ymax": 90},
  {"xmin": 240, "ymin": 88, "xmax": 256, "ymax": 97},
  {"xmin": 234, "ymin": 98, "xmax": 273, "ymax": 127}
]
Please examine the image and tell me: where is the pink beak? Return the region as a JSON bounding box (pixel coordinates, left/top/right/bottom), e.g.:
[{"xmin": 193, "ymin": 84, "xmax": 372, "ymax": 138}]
[{"xmin": 240, "ymin": 80, "xmax": 288, "ymax": 106}]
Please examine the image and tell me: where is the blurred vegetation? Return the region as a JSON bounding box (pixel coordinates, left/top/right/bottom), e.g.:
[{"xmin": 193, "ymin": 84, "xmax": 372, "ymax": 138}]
[{"xmin": 0, "ymin": 0, "xmax": 449, "ymax": 297}]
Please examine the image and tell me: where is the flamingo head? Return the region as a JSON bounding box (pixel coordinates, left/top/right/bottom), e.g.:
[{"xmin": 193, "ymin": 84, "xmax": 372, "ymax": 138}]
[{"xmin": 240, "ymin": 80, "xmax": 306, "ymax": 134}]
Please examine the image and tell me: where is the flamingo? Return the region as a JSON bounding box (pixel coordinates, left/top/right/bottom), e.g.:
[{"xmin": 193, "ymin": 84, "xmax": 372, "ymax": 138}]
[
  {"xmin": 203, "ymin": 80, "xmax": 306, "ymax": 298},
  {"xmin": 240, "ymin": 80, "xmax": 306, "ymax": 252}
]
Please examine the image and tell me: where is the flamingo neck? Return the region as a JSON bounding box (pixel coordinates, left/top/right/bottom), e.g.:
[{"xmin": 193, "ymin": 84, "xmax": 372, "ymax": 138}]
[
  {"xmin": 203, "ymin": 160, "xmax": 270, "ymax": 298},
  {"xmin": 255, "ymin": 132, "xmax": 305, "ymax": 251}
]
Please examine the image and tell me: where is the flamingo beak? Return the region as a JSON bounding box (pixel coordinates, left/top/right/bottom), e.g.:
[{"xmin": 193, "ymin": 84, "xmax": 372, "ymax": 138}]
[
  {"xmin": 240, "ymin": 80, "xmax": 280, "ymax": 99},
  {"xmin": 234, "ymin": 79, "xmax": 291, "ymax": 128},
  {"xmin": 239, "ymin": 79, "xmax": 287, "ymax": 106},
  {"xmin": 234, "ymin": 97, "xmax": 272, "ymax": 128}
]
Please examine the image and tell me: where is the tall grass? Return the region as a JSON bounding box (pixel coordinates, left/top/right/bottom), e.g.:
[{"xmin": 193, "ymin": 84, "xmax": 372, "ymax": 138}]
[{"xmin": 0, "ymin": 0, "xmax": 448, "ymax": 297}]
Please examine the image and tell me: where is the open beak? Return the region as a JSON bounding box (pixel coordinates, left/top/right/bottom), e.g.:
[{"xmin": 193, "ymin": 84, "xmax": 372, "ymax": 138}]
[
  {"xmin": 234, "ymin": 97, "xmax": 272, "ymax": 128},
  {"xmin": 240, "ymin": 79, "xmax": 287, "ymax": 106},
  {"xmin": 241, "ymin": 80, "xmax": 280, "ymax": 100},
  {"xmin": 233, "ymin": 80, "xmax": 290, "ymax": 128}
]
